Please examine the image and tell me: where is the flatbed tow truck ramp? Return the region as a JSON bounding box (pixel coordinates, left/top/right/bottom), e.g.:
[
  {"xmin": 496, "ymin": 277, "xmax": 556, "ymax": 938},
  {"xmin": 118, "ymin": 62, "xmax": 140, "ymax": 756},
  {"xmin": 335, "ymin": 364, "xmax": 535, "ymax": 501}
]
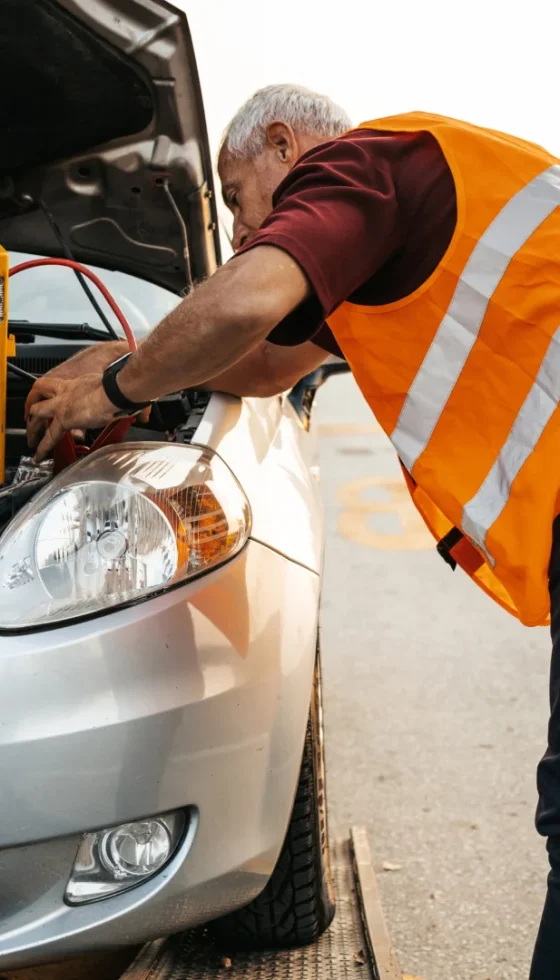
[{"xmin": 118, "ymin": 829, "xmax": 403, "ymax": 980}]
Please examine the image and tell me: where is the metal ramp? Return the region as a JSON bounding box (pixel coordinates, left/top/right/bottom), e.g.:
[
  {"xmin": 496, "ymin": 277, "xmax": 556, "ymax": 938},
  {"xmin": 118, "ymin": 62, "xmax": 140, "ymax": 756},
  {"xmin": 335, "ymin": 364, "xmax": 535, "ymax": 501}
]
[{"xmin": 121, "ymin": 828, "xmax": 403, "ymax": 980}]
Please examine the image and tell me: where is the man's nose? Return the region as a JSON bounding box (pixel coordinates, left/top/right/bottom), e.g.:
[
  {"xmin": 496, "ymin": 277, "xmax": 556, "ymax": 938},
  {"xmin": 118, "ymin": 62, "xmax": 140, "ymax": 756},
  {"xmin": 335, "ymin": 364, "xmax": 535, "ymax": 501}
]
[{"xmin": 232, "ymin": 221, "xmax": 250, "ymax": 252}]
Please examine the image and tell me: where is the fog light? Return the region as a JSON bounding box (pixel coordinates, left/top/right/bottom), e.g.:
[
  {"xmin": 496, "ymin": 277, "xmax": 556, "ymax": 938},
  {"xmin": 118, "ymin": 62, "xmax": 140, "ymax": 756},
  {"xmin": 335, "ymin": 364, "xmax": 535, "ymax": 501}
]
[
  {"xmin": 65, "ymin": 810, "xmax": 186, "ymax": 905},
  {"xmin": 100, "ymin": 820, "xmax": 171, "ymax": 879}
]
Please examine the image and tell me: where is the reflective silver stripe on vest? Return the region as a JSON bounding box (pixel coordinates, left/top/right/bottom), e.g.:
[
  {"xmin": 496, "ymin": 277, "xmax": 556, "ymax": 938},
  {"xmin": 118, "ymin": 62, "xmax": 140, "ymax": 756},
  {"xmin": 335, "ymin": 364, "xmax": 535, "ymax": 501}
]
[
  {"xmin": 461, "ymin": 324, "xmax": 560, "ymax": 561},
  {"xmin": 392, "ymin": 165, "xmax": 560, "ymax": 474}
]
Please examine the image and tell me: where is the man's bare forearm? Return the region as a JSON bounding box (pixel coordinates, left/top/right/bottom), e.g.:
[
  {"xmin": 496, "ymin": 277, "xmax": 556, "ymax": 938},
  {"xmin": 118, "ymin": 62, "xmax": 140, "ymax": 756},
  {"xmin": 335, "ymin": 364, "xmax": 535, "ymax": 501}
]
[
  {"xmin": 117, "ymin": 247, "xmax": 310, "ymax": 404},
  {"xmin": 202, "ymin": 340, "xmax": 328, "ymax": 397}
]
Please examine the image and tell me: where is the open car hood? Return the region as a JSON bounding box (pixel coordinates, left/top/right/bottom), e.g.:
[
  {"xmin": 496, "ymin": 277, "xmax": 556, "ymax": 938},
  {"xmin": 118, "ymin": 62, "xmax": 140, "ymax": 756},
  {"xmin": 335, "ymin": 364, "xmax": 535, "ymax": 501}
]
[{"xmin": 0, "ymin": 0, "xmax": 220, "ymax": 294}]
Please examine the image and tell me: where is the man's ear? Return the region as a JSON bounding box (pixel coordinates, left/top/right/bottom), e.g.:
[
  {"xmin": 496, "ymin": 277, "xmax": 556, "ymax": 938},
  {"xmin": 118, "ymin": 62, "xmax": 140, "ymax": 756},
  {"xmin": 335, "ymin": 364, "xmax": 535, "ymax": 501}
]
[{"xmin": 266, "ymin": 121, "xmax": 298, "ymax": 166}]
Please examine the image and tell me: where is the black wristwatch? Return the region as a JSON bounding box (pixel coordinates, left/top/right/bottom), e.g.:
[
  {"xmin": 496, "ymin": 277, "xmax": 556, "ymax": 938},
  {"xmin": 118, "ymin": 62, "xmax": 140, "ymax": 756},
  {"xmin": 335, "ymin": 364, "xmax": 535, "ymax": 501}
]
[{"xmin": 102, "ymin": 353, "xmax": 152, "ymax": 415}]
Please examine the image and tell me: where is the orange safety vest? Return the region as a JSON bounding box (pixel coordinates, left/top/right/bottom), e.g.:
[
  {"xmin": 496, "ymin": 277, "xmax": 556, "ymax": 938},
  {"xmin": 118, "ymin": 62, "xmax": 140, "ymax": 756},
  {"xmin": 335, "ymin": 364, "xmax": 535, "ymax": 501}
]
[{"xmin": 327, "ymin": 112, "xmax": 560, "ymax": 627}]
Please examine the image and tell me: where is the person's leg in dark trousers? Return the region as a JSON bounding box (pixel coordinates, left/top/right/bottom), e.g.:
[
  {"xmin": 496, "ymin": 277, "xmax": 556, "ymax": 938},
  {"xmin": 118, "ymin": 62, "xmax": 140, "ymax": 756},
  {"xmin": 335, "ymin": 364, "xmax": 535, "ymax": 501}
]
[{"xmin": 530, "ymin": 519, "xmax": 560, "ymax": 978}]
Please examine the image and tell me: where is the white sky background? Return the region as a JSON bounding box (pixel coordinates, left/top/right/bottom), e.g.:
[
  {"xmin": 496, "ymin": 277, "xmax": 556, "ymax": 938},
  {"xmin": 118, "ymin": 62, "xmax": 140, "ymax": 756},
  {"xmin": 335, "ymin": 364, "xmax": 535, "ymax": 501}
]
[{"xmin": 182, "ymin": 0, "xmax": 560, "ymax": 159}]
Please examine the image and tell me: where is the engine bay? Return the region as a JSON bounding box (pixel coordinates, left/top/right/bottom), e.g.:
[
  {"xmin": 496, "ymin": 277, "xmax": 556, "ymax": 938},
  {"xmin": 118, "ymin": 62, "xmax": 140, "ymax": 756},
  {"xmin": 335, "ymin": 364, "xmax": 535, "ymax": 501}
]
[
  {"xmin": 2, "ymin": 357, "xmax": 211, "ymax": 535},
  {"xmin": 0, "ymin": 248, "xmax": 211, "ymax": 535}
]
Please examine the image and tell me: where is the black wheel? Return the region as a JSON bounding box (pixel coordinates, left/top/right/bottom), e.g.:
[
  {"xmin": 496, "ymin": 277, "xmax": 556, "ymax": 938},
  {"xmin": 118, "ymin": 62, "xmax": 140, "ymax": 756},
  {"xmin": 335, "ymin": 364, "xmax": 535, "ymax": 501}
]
[{"xmin": 211, "ymin": 644, "xmax": 336, "ymax": 951}]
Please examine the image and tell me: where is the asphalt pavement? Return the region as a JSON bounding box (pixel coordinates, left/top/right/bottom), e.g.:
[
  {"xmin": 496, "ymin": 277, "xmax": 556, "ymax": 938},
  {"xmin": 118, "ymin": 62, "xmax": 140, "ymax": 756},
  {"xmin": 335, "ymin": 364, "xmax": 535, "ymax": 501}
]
[{"xmin": 315, "ymin": 374, "xmax": 551, "ymax": 980}]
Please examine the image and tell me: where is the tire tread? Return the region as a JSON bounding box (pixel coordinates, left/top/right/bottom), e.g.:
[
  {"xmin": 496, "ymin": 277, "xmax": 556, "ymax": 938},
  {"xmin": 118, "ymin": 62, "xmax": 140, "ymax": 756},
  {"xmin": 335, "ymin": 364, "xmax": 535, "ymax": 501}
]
[{"xmin": 211, "ymin": 657, "xmax": 335, "ymax": 951}]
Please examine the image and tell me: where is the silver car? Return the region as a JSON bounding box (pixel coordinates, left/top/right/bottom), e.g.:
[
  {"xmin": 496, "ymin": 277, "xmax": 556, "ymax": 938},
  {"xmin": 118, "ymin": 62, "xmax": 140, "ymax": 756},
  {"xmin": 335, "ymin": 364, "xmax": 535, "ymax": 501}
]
[{"xmin": 0, "ymin": 0, "xmax": 338, "ymax": 968}]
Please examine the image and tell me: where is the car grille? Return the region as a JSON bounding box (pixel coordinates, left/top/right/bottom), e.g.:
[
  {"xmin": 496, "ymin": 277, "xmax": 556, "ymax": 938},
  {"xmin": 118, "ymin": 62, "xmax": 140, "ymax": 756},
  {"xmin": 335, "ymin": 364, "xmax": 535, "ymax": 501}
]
[{"xmin": 12, "ymin": 344, "xmax": 85, "ymax": 376}]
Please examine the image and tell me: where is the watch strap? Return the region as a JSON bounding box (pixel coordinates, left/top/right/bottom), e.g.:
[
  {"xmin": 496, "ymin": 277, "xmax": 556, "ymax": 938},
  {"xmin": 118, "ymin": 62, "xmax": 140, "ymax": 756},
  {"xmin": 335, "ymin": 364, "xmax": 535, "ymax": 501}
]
[{"xmin": 102, "ymin": 353, "xmax": 151, "ymax": 414}]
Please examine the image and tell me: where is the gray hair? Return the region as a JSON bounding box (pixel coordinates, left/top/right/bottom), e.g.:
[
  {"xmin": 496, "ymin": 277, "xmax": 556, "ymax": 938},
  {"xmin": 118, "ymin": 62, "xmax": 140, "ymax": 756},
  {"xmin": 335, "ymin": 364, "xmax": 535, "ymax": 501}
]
[{"xmin": 221, "ymin": 84, "xmax": 352, "ymax": 159}]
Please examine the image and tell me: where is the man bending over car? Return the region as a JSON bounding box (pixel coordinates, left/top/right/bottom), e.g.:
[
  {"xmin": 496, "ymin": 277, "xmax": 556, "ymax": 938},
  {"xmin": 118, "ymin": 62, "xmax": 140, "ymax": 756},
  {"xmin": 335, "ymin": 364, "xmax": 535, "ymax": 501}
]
[{"xmin": 25, "ymin": 84, "xmax": 560, "ymax": 978}]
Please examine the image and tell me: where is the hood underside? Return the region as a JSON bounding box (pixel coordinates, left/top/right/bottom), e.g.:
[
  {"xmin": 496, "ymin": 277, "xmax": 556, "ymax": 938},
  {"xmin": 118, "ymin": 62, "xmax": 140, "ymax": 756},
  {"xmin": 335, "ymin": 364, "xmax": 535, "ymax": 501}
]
[{"xmin": 0, "ymin": 0, "xmax": 220, "ymax": 293}]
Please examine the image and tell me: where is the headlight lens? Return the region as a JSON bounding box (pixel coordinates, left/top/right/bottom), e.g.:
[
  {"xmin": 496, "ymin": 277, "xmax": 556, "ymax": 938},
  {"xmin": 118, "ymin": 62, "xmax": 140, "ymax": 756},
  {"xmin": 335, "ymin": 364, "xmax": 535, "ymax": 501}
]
[
  {"xmin": 0, "ymin": 443, "xmax": 250, "ymax": 629},
  {"xmin": 36, "ymin": 482, "xmax": 178, "ymax": 604},
  {"xmin": 65, "ymin": 810, "xmax": 187, "ymax": 904}
]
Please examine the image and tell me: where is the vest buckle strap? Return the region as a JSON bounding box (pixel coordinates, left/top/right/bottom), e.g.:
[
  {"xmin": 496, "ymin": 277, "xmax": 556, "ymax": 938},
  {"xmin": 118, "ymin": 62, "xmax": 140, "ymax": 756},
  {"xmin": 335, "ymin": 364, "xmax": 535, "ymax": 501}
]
[{"xmin": 436, "ymin": 527, "xmax": 464, "ymax": 571}]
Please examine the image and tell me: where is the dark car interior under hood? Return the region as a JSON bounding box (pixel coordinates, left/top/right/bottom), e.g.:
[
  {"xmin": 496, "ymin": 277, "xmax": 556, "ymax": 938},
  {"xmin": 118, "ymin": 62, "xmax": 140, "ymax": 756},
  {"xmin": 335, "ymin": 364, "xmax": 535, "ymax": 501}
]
[{"xmin": 0, "ymin": 0, "xmax": 220, "ymax": 293}]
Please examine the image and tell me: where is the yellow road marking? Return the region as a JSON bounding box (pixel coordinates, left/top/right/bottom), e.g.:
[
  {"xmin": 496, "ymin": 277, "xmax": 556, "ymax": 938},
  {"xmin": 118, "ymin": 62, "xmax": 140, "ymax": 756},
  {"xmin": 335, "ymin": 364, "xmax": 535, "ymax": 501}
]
[{"xmin": 337, "ymin": 476, "xmax": 433, "ymax": 551}]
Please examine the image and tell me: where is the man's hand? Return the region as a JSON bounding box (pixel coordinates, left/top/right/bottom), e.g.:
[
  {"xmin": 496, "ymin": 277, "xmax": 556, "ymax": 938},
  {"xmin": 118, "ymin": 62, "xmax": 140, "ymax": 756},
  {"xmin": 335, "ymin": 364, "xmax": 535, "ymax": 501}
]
[
  {"xmin": 26, "ymin": 375, "xmax": 119, "ymax": 461},
  {"xmin": 25, "ymin": 341, "xmax": 129, "ymax": 451}
]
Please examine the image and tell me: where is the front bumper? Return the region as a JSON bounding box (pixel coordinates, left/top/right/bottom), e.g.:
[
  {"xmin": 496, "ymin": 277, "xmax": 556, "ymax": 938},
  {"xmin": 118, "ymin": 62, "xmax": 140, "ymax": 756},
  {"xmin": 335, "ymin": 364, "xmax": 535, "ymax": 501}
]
[{"xmin": 0, "ymin": 540, "xmax": 320, "ymax": 968}]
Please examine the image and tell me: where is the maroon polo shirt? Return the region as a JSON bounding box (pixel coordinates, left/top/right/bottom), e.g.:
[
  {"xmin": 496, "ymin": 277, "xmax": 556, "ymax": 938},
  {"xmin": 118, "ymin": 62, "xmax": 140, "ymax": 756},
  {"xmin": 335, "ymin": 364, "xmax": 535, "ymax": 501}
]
[{"xmin": 239, "ymin": 127, "xmax": 457, "ymax": 357}]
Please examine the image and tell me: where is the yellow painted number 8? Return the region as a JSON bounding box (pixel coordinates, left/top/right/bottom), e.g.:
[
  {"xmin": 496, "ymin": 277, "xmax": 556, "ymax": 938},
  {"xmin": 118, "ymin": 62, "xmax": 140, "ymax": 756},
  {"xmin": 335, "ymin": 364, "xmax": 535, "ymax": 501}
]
[{"xmin": 338, "ymin": 476, "xmax": 433, "ymax": 551}]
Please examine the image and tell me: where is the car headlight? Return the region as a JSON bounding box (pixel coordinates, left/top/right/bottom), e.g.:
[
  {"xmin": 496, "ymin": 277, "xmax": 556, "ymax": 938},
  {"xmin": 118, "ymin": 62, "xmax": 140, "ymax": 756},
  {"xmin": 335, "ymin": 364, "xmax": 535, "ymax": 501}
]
[{"xmin": 0, "ymin": 442, "xmax": 250, "ymax": 630}]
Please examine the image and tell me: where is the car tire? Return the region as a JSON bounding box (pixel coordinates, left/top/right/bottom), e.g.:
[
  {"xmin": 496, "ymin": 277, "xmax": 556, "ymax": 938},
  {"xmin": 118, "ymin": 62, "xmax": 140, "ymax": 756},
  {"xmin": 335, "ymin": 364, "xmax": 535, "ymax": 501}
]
[{"xmin": 211, "ymin": 642, "xmax": 336, "ymax": 952}]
